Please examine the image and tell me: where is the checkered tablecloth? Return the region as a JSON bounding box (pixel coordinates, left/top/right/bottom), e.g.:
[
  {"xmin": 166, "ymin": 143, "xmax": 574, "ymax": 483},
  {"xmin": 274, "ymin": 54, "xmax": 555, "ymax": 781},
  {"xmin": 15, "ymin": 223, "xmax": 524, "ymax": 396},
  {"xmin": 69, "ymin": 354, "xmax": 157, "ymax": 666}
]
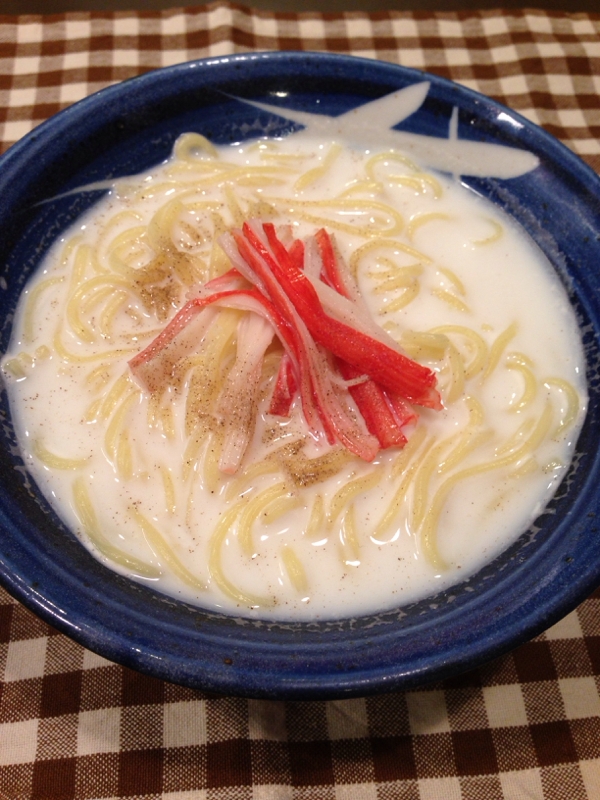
[{"xmin": 0, "ymin": 4, "xmax": 599, "ymax": 799}]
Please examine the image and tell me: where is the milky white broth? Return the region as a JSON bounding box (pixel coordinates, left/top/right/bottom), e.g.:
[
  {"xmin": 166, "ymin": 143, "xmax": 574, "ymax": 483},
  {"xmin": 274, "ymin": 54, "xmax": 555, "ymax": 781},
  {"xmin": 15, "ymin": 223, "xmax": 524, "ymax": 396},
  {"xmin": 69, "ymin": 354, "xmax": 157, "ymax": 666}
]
[{"xmin": 1, "ymin": 129, "xmax": 587, "ymax": 621}]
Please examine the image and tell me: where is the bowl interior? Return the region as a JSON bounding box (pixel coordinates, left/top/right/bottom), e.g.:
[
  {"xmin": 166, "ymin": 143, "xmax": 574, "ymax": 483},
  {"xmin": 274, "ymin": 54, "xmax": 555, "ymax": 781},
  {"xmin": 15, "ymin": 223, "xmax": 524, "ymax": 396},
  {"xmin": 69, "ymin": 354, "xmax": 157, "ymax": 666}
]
[{"xmin": 1, "ymin": 52, "xmax": 600, "ymax": 699}]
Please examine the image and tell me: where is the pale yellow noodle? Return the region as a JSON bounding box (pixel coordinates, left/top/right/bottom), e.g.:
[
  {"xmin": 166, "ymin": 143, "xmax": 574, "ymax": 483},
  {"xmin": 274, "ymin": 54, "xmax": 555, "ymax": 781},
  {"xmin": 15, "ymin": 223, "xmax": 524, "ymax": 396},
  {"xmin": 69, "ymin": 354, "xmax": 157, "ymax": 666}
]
[
  {"xmin": 390, "ymin": 174, "xmax": 443, "ymax": 198},
  {"xmin": 364, "ymin": 150, "xmax": 442, "ymax": 196},
  {"xmin": 106, "ymin": 226, "xmax": 149, "ymax": 273},
  {"xmin": 105, "ymin": 389, "xmax": 140, "ymax": 467},
  {"xmin": 174, "ymin": 251, "xmax": 207, "ymax": 286},
  {"xmin": 245, "ymin": 197, "xmax": 279, "ymax": 222},
  {"xmin": 509, "ymin": 456, "xmax": 539, "ymax": 479},
  {"xmin": 58, "ymin": 234, "xmax": 83, "ymax": 267},
  {"xmin": 3, "ymin": 348, "xmax": 50, "ymax": 379},
  {"xmin": 223, "ymin": 185, "xmax": 245, "ymax": 227},
  {"xmin": 373, "ymin": 463, "xmax": 418, "ymax": 541},
  {"xmin": 438, "ymin": 429, "xmax": 493, "ymax": 475},
  {"xmin": 209, "ymin": 213, "xmax": 238, "ymax": 278},
  {"xmin": 495, "ymin": 416, "xmax": 536, "ymax": 456},
  {"xmin": 99, "ymin": 290, "xmax": 128, "ymax": 339},
  {"xmin": 97, "ymin": 373, "xmax": 134, "ymax": 422},
  {"xmin": 429, "ymin": 326, "xmax": 488, "ymax": 381},
  {"xmin": 164, "ymin": 162, "xmax": 234, "ymax": 182},
  {"xmin": 260, "ymin": 494, "xmax": 303, "ymax": 525},
  {"xmin": 369, "ymin": 257, "xmax": 424, "ymax": 279},
  {"xmin": 185, "ymin": 472, "xmax": 199, "ymax": 529},
  {"xmin": 544, "ymin": 377, "xmax": 580, "ymax": 437},
  {"xmin": 184, "ymin": 310, "xmax": 240, "ymax": 436},
  {"xmin": 365, "ymin": 150, "xmax": 421, "ymax": 177},
  {"xmin": 482, "ymin": 322, "xmax": 518, "ymax": 381},
  {"xmin": 71, "ymin": 242, "xmax": 95, "ymax": 287},
  {"xmin": 350, "ymin": 238, "xmax": 431, "ymax": 278},
  {"xmin": 208, "ymin": 502, "xmax": 273, "ymax": 607},
  {"xmin": 83, "ymin": 397, "xmax": 104, "ymax": 423},
  {"xmin": 195, "ymin": 166, "xmax": 298, "ymax": 191},
  {"xmin": 294, "ymin": 143, "xmax": 342, "ymax": 190},
  {"xmin": 416, "ymin": 400, "xmax": 487, "ymax": 506},
  {"xmin": 238, "ymin": 482, "xmax": 289, "ymax": 558},
  {"xmin": 463, "ymin": 395, "xmax": 485, "ymax": 428},
  {"xmin": 336, "ymin": 180, "xmax": 381, "ymax": 198},
  {"xmin": 121, "ymin": 308, "xmax": 149, "ymax": 329},
  {"xmin": 432, "ymin": 399, "xmax": 488, "ymax": 478},
  {"xmin": 146, "ymin": 199, "xmax": 189, "ymax": 253},
  {"xmin": 160, "ymin": 466, "xmax": 176, "ymax": 514},
  {"xmin": 80, "ymin": 284, "xmax": 116, "ymax": 316},
  {"xmin": 127, "ymin": 180, "xmax": 191, "ymax": 203},
  {"xmin": 339, "ymin": 505, "xmax": 360, "ymax": 565},
  {"xmin": 406, "ymin": 212, "xmax": 452, "ymax": 241},
  {"xmin": 506, "ymin": 352, "xmax": 538, "ymax": 411},
  {"xmin": 72, "ymin": 476, "xmax": 159, "ymax": 577},
  {"xmin": 32, "ymin": 439, "xmax": 90, "ymax": 470},
  {"xmin": 327, "ymin": 468, "xmax": 383, "ymax": 528},
  {"xmin": 419, "ymin": 401, "xmax": 554, "ymax": 569},
  {"xmin": 182, "ymin": 434, "xmax": 203, "ymax": 482},
  {"xmin": 373, "ymin": 263, "xmax": 423, "ymax": 312},
  {"xmin": 390, "ymin": 425, "xmax": 428, "ymax": 479},
  {"xmin": 129, "ymin": 505, "xmax": 207, "ymax": 591},
  {"xmin": 67, "ymin": 281, "xmax": 118, "ymax": 344},
  {"xmin": 202, "ymin": 435, "xmax": 223, "ymax": 495},
  {"xmin": 171, "ymin": 216, "xmax": 209, "ymax": 255},
  {"xmin": 306, "ymin": 494, "xmax": 326, "ymax": 541},
  {"xmin": 411, "ymin": 432, "xmax": 464, "ymax": 531},
  {"xmin": 399, "ymin": 331, "xmax": 449, "ymax": 361},
  {"xmin": 19, "ymin": 352, "xmax": 34, "ymax": 367},
  {"xmin": 116, "ymin": 437, "xmax": 133, "ymax": 481},
  {"xmin": 22, "ymin": 276, "xmax": 64, "ymax": 343},
  {"xmin": 431, "ymin": 287, "xmax": 470, "ymax": 314},
  {"xmin": 225, "ymin": 459, "xmax": 282, "ymax": 501},
  {"xmin": 159, "ymin": 404, "xmax": 176, "ymax": 440},
  {"xmin": 471, "ymin": 217, "xmax": 503, "ymax": 246},
  {"xmin": 53, "ymin": 327, "xmax": 135, "ymax": 364},
  {"xmin": 147, "ymin": 391, "xmax": 163, "ymax": 430},
  {"xmin": 485, "ymin": 459, "xmax": 540, "ymax": 522},
  {"xmin": 441, "ymin": 341, "xmax": 465, "ymax": 405},
  {"xmin": 268, "ymin": 198, "xmax": 404, "ymax": 238},
  {"xmin": 438, "ymin": 266, "xmax": 466, "ymax": 297},
  {"xmin": 380, "ymin": 282, "xmax": 420, "ymax": 313},
  {"xmin": 96, "ymin": 210, "xmax": 145, "ymax": 258},
  {"xmin": 173, "ymin": 132, "xmax": 219, "ymax": 161},
  {"xmin": 372, "ymin": 266, "xmax": 424, "ymax": 294},
  {"xmin": 2, "ymin": 358, "xmax": 27, "ymax": 379},
  {"xmin": 260, "ymin": 150, "xmax": 309, "ymax": 164},
  {"xmin": 543, "ymin": 457, "xmax": 564, "ymax": 473},
  {"xmin": 281, "ymin": 545, "xmax": 309, "ymax": 593}
]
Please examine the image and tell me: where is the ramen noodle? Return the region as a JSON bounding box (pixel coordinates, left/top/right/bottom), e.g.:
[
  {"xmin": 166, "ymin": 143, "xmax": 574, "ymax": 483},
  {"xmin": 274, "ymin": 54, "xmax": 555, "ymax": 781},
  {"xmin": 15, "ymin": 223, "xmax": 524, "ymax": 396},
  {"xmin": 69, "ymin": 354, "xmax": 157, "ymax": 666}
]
[{"xmin": 1, "ymin": 129, "xmax": 587, "ymax": 620}]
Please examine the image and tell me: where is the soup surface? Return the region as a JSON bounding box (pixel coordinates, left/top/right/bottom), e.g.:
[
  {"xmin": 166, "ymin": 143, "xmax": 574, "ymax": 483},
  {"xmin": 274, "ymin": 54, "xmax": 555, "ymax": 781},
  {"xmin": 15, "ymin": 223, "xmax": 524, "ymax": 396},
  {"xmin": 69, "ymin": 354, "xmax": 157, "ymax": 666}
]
[{"xmin": 1, "ymin": 96, "xmax": 587, "ymax": 620}]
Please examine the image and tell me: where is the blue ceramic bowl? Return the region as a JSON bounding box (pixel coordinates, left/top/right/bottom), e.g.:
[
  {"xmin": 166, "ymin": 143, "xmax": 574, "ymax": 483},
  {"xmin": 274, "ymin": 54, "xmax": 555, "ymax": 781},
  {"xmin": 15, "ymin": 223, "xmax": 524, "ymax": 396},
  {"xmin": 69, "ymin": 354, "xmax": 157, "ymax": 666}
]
[{"xmin": 0, "ymin": 52, "xmax": 599, "ymax": 699}]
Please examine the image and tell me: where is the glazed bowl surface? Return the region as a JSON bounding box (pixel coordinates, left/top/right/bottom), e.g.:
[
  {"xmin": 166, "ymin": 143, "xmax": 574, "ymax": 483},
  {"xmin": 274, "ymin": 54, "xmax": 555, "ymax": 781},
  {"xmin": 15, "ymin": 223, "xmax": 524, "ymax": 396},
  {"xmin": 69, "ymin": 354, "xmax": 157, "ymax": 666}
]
[{"xmin": 0, "ymin": 51, "xmax": 599, "ymax": 699}]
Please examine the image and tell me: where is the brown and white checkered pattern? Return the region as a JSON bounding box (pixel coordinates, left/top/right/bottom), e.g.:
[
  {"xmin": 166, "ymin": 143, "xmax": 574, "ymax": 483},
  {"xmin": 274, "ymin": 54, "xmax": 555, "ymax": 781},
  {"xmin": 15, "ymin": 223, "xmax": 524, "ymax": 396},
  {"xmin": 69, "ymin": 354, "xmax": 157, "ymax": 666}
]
[
  {"xmin": 1, "ymin": 585, "xmax": 600, "ymax": 799},
  {"xmin": 0, "ymin": 6, "xmax": 599, "ymax": 168},
  {"xmin": 0, "ymin": 5, "xmax": 599, "ymax": 798}
]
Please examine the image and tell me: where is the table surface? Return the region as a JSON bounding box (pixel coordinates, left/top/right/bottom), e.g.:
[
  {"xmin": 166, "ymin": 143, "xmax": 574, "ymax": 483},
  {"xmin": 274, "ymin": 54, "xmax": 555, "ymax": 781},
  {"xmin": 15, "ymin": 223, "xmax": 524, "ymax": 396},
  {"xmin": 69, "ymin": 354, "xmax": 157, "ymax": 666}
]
[{"xmin": 0, "ymin": 4, "xmax": 599, "ymax": 799}]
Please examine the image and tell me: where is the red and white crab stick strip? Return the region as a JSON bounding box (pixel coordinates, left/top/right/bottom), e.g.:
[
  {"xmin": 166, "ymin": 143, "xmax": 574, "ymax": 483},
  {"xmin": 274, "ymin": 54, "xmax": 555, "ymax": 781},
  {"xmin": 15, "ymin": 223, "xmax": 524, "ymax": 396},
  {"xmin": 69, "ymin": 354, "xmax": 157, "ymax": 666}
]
[{"xmin": 129, "ymin": 222, "xmax": 441, "ymax": 471}]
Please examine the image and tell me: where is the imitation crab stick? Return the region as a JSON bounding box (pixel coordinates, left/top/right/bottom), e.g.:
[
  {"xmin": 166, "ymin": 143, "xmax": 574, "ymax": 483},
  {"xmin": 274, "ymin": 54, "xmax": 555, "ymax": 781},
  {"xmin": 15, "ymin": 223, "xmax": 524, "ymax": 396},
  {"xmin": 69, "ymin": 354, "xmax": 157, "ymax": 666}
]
[
  {"xmin": 249, "ymin": 223, "xmax": 441, "ymax": 409},
  {"xmin": 314, "ymin": 227, "xmax": 418, "ymax": 448},
  {"xmin": 129, "ymin": 222, "xmax": 441, "ymax": 470},
  {"xmin": 226, "ymin": 230, "xmax": 381, "ymax": 459}
]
